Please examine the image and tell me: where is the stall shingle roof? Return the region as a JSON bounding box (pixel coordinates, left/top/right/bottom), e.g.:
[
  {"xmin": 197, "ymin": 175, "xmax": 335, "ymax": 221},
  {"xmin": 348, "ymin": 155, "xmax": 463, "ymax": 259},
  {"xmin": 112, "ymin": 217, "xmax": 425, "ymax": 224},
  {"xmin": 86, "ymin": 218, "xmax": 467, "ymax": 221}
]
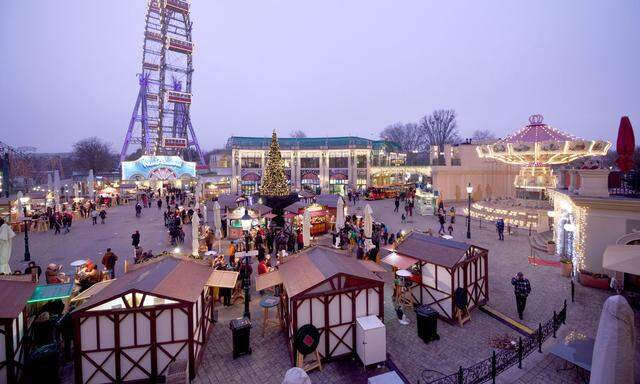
[
  {"xmin": 394, "ymin": 232, "xmax": 471, "ymax": 268},
  {"xmin": 248, "ymin": 203, "xmax": 272, "ymax": 216},
  {"xmin": 315, "ymin": 194, "xmax": 345, "ymax": 208},
  {"xmin": 279, "ymin": 247, "xmax": 382, "ymax": 297},
  {"xmin": 0, "ymin": 278, "xmax": 36, "ymax": 319},
  {"xmin": 74, "ymin": 257, "xmax": 212, "ymax": 311}
]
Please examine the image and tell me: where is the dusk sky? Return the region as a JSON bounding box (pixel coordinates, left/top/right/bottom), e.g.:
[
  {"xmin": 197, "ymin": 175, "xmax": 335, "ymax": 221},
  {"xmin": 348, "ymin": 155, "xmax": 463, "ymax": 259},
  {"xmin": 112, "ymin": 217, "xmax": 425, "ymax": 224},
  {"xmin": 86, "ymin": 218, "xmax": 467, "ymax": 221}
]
[{"xmin": 1, "ymin": 0, "xmax": 639, "ymax": 153}]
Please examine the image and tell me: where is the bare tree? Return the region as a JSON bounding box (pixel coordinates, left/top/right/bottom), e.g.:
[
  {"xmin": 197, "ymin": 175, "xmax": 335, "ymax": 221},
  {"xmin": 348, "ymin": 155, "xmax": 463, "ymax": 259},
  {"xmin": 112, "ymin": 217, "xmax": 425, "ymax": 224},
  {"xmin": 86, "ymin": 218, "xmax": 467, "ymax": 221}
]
[
  {"xmin": 418, "ymin": 109, "xmax": 460, "ymax": 163},
  {"xmin": 72, "ymin": 137, "xmax": 118, "ymax": 173},
  {"xmin": 290, "ymin": 130, "xmax": 307, "ymax": 138},
  {"xmin": 380, "ymin": 122, "xmax": 424, "ymax": 152},
  {"xmin": 471, "ymin": 129, "xmax": 497, "ymax": 142}
]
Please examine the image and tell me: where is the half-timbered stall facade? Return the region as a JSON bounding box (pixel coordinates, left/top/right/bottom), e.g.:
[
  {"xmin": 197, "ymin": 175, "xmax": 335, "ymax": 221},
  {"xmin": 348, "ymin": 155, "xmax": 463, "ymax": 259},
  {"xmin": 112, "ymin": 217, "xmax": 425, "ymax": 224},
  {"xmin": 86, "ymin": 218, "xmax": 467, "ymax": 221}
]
[
  {"xmin": 72, "ymin": 257, "xmax": 214, "ymax": 383},
  {"xmin": 277, "ymin": 247, "xmax": 384, "ymax": 363},
  {"xmin": 392, "ymin": 232, "xmax": 489, "ymax": 323},
  {"xmin": 0, "ymin": 277, "xmax": 36, "ymax": 384}
]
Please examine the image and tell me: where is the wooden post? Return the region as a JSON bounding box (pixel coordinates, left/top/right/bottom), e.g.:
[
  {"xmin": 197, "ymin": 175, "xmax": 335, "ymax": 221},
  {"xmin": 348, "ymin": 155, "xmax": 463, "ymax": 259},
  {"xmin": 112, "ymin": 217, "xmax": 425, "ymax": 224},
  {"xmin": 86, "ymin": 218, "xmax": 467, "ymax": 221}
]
[
  {"xmin": 491, "ymin": 350, "xmax": 496, "ymax": 383},
  {"xmin": 538, "ymin": 323, "xmax": 543, "ymax": 353}
]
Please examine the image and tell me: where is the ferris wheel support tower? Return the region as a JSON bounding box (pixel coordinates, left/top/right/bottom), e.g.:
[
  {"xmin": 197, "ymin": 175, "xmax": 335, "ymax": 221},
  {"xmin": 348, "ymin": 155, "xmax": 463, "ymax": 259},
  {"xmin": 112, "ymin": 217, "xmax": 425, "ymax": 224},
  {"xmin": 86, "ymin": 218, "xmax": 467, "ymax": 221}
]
[{"xmin": 120, "ymin": 0, "xmax": 205, "ymax": 165}]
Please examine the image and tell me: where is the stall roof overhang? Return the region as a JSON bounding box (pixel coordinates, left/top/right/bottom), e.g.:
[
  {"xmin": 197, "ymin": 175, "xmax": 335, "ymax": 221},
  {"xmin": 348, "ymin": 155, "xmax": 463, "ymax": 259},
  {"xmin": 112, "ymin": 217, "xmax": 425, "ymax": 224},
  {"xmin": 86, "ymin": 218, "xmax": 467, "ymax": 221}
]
[
  {"xmin": 71, "ymin": 280, "xmax": 114, "ymax": 303},
  {"xmin": 315, "ymin": 194, "xmax": 345, "ymax": 208},
  {"xmin": 394, "ymin": 231, "xmax": 473, "ymax": 268},
  {"xmin": 74, "ymin": 256, "xmax": 212, "ymax": 312},
  {"xmin": 0, "ymin": 278, "xmax": 36, "ymax": 319},
  {"xmin": 206, "ymin": 270, "xmax": 239, "ymax": 289},
  {"xmin": 603, "ymin": 245, "xmax": 640, "ymax": 275},
  {"xmin": 284, "ymin": 201, "xmax": 307, "ymax": 213},
  {"xmin": 248, "ymin": 203, "xmax": 272, "ymax": 216},
  {"xmin": 279, "ymin": 246, "xmax": 383, "ymax": 298}
]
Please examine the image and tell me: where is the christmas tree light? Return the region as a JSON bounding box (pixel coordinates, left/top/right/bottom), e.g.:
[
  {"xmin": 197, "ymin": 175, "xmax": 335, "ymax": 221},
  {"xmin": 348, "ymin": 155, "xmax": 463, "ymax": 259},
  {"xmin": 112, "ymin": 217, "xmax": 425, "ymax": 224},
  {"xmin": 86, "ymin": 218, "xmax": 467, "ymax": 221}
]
[{"xmin": 260, "ymin": 130, "xmax": 290, "ymax": 196}]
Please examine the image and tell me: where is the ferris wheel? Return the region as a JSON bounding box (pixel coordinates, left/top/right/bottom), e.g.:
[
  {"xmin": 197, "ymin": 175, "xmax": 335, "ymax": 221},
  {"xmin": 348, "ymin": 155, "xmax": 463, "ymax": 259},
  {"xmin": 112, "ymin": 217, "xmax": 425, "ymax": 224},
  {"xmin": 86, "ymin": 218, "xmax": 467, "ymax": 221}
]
[{"xmin": 121, "ymin": 0, "xmax": 205, "ymax": 165}]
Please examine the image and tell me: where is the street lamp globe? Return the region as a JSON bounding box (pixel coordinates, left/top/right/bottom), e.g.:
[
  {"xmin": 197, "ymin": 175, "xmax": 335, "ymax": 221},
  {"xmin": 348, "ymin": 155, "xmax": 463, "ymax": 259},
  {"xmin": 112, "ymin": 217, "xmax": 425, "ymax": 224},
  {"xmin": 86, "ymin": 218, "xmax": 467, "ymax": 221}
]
[
  {"xmin": 563, "ymin": 223, "xmax": 575, "ymax": 232},
  {"xmin": 241, "ymin": 209, "xmax": 252, "ymax": 231},
  {"xmin": 466, "ymin": 183, "xmax": 473, "ymax": 194}
]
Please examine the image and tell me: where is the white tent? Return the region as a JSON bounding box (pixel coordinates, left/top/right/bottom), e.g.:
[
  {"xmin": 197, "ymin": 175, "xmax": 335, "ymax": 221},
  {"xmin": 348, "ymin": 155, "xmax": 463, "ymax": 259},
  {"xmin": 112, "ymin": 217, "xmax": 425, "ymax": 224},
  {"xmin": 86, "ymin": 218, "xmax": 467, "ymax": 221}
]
[
  {"xmin": 47, "ymin": 173, "xmax": 53, "ymax": 194},
  {"xmin": 590, "ymin": 295, "xmax": 635, "ymax": 384},
  {"xmin": 0, "ymin": 222, "xmax": 15, "ymax": 274},
  {"xmin": 302, "ymin": 209, "xmax": 311, "ymax": 247},
  {"xmin": 364, "ymin": 204, "xmax": 374, "ymax": 250},
  {"xmin": 73, "ymin": 182, "xmax": 80, "ymax": 198},
  {"xmin": 191, "ymin": 208, "xmax": 200, "ymax": 257},
  {"xmin": 336, "ymin": 196, "xmax": 345, "ymax": 230},
  {"xmin": 87, "ymin": 169, "xmax": 95, "ymax": 201},
  {"xmin": 16, "ymin": 191, "xmax": 24, "ymax": 219},
  {"xmin": 603, "ymin": 245, "xmax": 640, "ymax": 275},
  {"xmin": 213, "ymin": 201, "xmax": 222, "ymax": 239},
  {"xmin": 53, "ymin": 170, "xmax": 61, "ymax": 208}
]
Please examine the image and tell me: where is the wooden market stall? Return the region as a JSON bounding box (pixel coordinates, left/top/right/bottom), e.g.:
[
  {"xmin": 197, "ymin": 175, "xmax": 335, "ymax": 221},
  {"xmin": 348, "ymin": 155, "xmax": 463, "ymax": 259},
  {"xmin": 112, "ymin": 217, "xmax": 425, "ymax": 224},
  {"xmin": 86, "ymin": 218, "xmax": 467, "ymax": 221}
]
[
  {"xmin": 389, "ymin": 231, "xmax": 489, "ymax": 323},
  {"xmin": 0, "ymin": 277, "xmax": 36, "ymax": 384},
  {"xmin": 284, "ymin": 194, "xmax": 346, "ymax": 236},
  {"xmin": 72, "ymin": 257, "xmax": 215, "ymax": 383},
  {"xmin": 258, "ymin": 246, "xmax": 384, "ymax": 364}
]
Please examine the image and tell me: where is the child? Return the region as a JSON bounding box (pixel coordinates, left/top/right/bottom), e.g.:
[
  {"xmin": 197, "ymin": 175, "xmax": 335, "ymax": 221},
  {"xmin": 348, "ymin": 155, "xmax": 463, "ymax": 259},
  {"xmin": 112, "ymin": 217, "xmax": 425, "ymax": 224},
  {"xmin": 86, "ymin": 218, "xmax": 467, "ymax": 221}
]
[
  {"xmin": 401, "ymin": 213, "xmax": 406, "ymax": 223},
  {"xmin": 447, "ymin": 224, "xmax": 454, "ymax": 236}
]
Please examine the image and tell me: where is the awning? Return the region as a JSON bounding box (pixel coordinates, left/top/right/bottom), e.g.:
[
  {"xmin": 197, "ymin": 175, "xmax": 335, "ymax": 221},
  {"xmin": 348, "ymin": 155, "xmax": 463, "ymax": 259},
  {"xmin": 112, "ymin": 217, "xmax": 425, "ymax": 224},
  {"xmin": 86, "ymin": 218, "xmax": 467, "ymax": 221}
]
[
  {"xmin": 603, "ymin": 245, "xmax": 640, "ymax": 275},
  {"xmin": 206, "ymin": 270, "xmax": 239, "ymax": 289},
  {"xmin": 381, "ymin": 252, "xmax": 417, "ymax": 270},
  {"xmin": 255, "ymin": 270, "xmax": 282, "ymax": 291},
  {"xmin": 264, "ymin": 213, "xmax": 277, "ymax": 219},
  {"xmin": 28, "ymin": 282, "xmax": 74, "ymax": 304},
  {"xmin": 71, "ymin": 280, "xmax": 114, "ymax": 303}
]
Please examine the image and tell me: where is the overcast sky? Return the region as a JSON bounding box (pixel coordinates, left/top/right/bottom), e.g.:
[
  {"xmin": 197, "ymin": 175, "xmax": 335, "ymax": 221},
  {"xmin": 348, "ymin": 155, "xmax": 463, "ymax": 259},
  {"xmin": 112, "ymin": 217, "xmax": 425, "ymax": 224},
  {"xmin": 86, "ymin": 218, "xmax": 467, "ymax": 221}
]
[{"xmin": 1, "ymin": 0, "xmax": 639, "ymax": 153}]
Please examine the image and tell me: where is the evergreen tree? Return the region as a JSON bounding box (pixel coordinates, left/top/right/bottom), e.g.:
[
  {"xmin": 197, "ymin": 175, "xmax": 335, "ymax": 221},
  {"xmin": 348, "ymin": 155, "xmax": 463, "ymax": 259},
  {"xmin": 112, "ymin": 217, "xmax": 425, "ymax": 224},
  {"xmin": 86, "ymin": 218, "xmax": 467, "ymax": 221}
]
[{"xmin": 260, "ymin": 131, "xmax": 289, "ymax": 196}]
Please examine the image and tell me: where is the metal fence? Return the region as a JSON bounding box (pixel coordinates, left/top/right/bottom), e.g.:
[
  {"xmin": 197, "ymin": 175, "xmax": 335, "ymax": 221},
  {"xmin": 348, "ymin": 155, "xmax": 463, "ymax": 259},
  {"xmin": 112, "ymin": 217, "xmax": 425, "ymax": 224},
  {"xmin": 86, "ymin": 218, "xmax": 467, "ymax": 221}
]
[{"xmin": 420, "ymin": 301, "xmax": 567, "ymax": 384}]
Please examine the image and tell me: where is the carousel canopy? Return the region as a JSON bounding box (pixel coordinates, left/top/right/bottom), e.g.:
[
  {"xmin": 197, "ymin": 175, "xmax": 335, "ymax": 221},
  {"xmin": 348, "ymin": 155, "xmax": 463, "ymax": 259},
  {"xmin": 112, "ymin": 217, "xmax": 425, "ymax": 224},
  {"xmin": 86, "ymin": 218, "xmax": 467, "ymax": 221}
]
[{"xmin": 476, "ymin": 115, "xmax": 610, "ymax": 166}]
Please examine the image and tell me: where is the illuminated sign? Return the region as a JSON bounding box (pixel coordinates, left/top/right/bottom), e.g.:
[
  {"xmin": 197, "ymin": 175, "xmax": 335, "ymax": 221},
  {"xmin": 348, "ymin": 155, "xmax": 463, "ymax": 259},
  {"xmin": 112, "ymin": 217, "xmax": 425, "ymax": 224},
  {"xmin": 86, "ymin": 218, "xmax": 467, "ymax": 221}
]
[
  {"xmin": 122, "ymin": 155, "xmax": 196, "ymax": 181},
  {"xmin": 163, "ymin": 138, "xmax": 188, "ymax": 148}
]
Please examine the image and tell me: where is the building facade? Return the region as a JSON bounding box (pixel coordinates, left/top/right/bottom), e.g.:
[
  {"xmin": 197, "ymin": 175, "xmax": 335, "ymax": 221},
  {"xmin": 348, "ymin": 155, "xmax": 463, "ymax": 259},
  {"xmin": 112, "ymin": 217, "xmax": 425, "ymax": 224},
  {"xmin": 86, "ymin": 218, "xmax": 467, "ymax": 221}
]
[{"xmin": 208, "ymin": 136, "xmax": 518, "ymax": 201}]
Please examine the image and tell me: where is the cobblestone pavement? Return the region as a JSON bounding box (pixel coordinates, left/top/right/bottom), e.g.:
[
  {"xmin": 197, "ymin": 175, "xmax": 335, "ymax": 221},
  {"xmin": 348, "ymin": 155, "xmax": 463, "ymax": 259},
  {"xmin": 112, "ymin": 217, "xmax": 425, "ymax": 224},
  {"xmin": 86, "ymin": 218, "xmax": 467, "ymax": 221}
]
[{"xmin": 12, "ymin": 199, "xmax": 638, "ymax": 383}]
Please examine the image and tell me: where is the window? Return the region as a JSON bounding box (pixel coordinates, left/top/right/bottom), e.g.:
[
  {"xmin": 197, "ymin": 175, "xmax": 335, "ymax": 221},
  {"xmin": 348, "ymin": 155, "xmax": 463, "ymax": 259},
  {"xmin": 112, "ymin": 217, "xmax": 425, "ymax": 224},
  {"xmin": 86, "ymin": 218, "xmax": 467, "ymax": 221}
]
[
  {"xmin": 356, "ymin": 155, "xmax": 367, "ymax": 168},
  {"xmin": 241, "ymin": 155, "xmax": 261, "ymax": 168},
  {"xmin": 329, "ymin": 157, "xmax": 348, "ymax": 168},
  {"xmin": 300, "ymin": 157, "xmax": 320, "ymax": 168}
]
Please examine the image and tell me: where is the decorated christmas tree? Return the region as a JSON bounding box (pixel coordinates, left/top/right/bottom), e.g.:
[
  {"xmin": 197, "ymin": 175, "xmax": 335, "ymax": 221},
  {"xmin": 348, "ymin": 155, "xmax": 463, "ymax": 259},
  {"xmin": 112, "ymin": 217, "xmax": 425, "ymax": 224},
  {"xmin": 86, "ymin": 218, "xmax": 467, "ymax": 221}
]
[{"xmin": 260, "ymin": 130, "xmax": 290, "ymax": 196}]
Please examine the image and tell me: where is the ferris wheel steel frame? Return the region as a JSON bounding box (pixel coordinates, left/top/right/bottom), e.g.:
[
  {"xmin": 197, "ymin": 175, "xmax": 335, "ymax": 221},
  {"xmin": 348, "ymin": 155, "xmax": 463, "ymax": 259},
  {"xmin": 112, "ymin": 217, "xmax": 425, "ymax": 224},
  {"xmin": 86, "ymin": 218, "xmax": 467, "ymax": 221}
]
[{"xmin": 121, "ymin": 0, "xmax": 205, "ymax": 165}]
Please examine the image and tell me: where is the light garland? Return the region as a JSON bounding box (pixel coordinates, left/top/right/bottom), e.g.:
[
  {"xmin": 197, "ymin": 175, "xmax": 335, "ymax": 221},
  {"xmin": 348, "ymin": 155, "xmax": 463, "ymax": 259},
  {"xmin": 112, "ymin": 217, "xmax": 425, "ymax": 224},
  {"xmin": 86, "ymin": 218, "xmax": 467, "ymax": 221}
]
[
  {"xmin": 548, "ymin": 190, "xmax": 588, "ymax": 271},
  {"xmin": 464, "ymin": 202, "xmax": 541, "ymax": 228}
]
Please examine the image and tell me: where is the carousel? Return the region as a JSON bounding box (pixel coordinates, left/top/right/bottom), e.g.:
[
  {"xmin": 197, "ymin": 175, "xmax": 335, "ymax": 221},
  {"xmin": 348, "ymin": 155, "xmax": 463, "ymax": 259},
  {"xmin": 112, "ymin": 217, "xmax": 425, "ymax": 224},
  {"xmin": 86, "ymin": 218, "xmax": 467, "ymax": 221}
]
[{"xmin": 474, "ymin": 114, "xmax": 610, "ymax": 231}]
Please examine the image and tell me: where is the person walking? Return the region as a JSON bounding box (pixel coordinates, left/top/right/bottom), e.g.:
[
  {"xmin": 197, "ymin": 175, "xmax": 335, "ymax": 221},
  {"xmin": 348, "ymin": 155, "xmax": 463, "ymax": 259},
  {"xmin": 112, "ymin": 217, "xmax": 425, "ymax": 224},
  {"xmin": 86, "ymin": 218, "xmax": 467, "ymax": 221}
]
[
  {"xmin": 131, "ymin": 230, "xmax": 141, "ymax": 249},
  {"xmin": 394, "ymin": 197, "xmax": 400, "ymax": 213},
  {"xmin": 99, "ymin": 209, "xmax": 107, "ymax": 224},
  {"xmin": 511, "ymin": 272, "xmax": 531, "ymax": 320},
  {"xmin": 135, "ymin": 203, "xmax": 142, "ymax": 217},
  {"xmin": 449, "ymin": 207, "xmax": 456, "ymax": 224},
  {"xmin": 102, "ymin": 248, "xmax": 118, "ymax": 279},
  {"xmin": 496, "ymin": 218, "xmax": 505, "ymax": 241},
  {"xmin": 91, "ymin": 209, "xmax": 98, "ymax": 225},
  {"xmin": 438, "ymin": 214, "xmax": 446, "ymax": 235},
  {"xmin": 157, "ymin": 199, "xmax": 162, "ymax": 210}
]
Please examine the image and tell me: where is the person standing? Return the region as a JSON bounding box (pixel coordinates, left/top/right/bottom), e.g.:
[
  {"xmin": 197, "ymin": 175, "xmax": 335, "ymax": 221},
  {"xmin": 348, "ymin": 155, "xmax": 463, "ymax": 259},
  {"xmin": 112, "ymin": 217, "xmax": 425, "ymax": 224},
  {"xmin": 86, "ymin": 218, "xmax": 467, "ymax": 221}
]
[
  {"xmin": 394, "ymin": 197, "xmax": 400, "ymax": 213},
  {"xmin": 101, "ymin": 248, "xmax": 118, "ymax": 279},
  {"xmin": 449, "ymin": 207, "xmax": 456, "ymax": 224},
  {"xmin": 131, "ymin": 230, "xmax": 140, "ymax": 248},
  {"xmin": 157, "ymin": 199, "xmax": 162, "ymax": 210},
  {"xmin": 438, "ymin": 214, "xmax": 446, "ymax": 235},
  {"xmin": 99, "ymin": 209, "xmax": 107, "ymax": 224},
  {"xmin": 496, "ymin": 218, "xmax": 505, "ymax": 241},
  {"xmin": 511, "ymin": 272, "xmax": 531, "ymax": 320},
  {"xmin": 296, "ymin": 229, "xmax": 304, "ymax": 252},
  {"xmin": 91, "ymin": 209, "xmax": 98, "ymax": 225}
]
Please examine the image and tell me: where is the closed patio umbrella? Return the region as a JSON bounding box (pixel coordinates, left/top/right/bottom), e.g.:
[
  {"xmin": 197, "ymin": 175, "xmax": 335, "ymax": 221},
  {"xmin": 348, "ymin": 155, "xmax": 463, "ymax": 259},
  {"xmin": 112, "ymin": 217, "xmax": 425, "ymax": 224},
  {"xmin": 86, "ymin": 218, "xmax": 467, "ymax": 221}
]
[
  {"xmin": 302, "ymin": 209, "xmax": 311, "ymax": 247},
  {"xmin": 191, "ymin": 207, "xmax": 200, "ymax": 257},
  {"xmin": 615, "ymin": 116, "xmax": 635, "ymax": 173},
  {"xmin": 336, "ymin": 196, "xmax": 345, "ymax": 230},
  {"xmin": 0, "ymin": 221, "xmax": 15, "ymax": 274},
  {"xmin": 213, "ymin": 201, "xmax": 222, "ymax": 239},
  {"xmin": 16, "ymin": 191, "xmax": 24, "ymax": 219},
  {"xmin": 87, "ymin": 169, "xmax": 95, "ymax": 201},
  {"xmin": 364, "ymin": 204, "xmax": 374, "ymax": 250},
  {"xmin": 590, "ymin": 295, "xmax": 635, "ymax": 384},
  {"xmin": 53, "ymin": 170, "xmax": 61, "ymax": 209}
]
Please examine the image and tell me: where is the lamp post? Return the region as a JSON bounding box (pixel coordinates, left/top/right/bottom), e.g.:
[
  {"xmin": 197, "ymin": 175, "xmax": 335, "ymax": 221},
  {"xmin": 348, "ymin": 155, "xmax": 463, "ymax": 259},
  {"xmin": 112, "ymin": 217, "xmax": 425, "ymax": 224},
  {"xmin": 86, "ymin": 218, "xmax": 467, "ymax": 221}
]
[
  {"xmin": 241, "ymin": 209, "xmax": 253, "ymax": 319},
  {"xmin": 466, "ymin": 182, "xmax": 473, "ymax": 239},
  {"xmin": 20, "ymin": 197, "xmax": 31, "ymax": 262},
  {"xmin": 563, "ymin": 222, "xmax": 575, "ymax": 259}
]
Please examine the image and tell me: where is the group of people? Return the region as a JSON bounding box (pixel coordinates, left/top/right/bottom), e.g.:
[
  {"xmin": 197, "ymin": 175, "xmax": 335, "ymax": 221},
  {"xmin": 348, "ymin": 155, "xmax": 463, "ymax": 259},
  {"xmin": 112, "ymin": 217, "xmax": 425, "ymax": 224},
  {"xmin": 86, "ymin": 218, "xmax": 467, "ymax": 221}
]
[{"xmin": 394, "ymin": 189, "xmax": 417, "ymax": 223}]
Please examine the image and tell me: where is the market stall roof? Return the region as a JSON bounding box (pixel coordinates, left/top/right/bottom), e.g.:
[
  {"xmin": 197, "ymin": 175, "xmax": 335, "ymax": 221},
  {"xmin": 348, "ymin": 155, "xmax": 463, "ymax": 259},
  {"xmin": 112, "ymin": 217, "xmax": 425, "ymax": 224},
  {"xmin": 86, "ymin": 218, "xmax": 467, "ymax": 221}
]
[
  {"xmin": 206, "ymin": 270, "xmax": 239, "ymax": 289},
  {"xmin": 71, "ymin": 280, "xmax": 114, "ymax": 303},
  {"xmin": 381, "ymin": 252, "xmax": 418, "ymax": 270},
  {"xmin": 394, "ymin": 231, "xmax": 471, "ymax": 268},
  {"xmin": 603, "ymin": 245, "xmax": 640, "ymax": 275},
  {"xmin": 29, "ymin": 282, "xmax": 74, "ymax": 304},
  {"xmin": 0, "ymin": 277, "xmax": 36, "ymax": 319},
  {"xmin": 279, "ymin": 246, "xmax": 383, "ymax": 297},
  {"xmin": 248, "ymin": 203, "xmax": 272, "ymax": 216},
  {"xmin": 283, "ymin": 212, "xmax": 297, "ymax": 219},
  {"xmin": 216, "ymin": 194, "xmax": 245, "ymax": 210},
  {"xmin": 119, "ymin": 183, "xmax": 137, "ymax": 189},
  {"xmin": 315, "ymin": 194, "xmax": 345, "ymax": 208},
  {"xmin": 255, "ymin": 270, "xmax": 283, "ymax": 291},
  {"xmin": 26, "ymin": 192, "xmax": 47, "ymax": 200},
  {"xmin": 75, "ymin": 256, "xmax": 211, "ymax": 311},
  {"xmin": 284, "ymin": 201, "xmax": 307, "ymax": 213},
  {"xmin": 263, "ymin": 213, "xmax": 277, "ymax": 219},
  {"xmin": 361, "ymin": 260, "xmax": 387, "ymax": 273},
  {"xmin": 298, "ymin": 190, "xmax": 316, "ymax": 199}
]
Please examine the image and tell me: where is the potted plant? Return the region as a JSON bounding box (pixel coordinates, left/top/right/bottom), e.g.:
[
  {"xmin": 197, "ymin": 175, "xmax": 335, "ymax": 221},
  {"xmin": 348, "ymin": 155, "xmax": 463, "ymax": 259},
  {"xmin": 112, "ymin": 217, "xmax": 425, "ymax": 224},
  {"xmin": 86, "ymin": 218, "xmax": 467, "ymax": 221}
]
[
  {"xmin": 560, "ymin": 258, "xmax": 572, "ymax": 277},
  {"xmin": 547, "ymin": 240, "xmax": 556, "ymax": 254}
]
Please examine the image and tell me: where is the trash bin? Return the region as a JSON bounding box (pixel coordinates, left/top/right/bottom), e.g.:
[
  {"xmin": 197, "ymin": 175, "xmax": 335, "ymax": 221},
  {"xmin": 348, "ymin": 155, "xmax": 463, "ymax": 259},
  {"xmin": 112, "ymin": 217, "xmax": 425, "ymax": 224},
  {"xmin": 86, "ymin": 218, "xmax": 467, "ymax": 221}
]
[
  {"xmin": 29, "ymin": 343, "xmax": 60, "ymax": 383},
  {"xmin": 415, "ymin": 305, "xmax": 439, "ymax": 343},
  {"xmin": 229, "ymin": 318, "xmax": 252, "ymax": 358}
]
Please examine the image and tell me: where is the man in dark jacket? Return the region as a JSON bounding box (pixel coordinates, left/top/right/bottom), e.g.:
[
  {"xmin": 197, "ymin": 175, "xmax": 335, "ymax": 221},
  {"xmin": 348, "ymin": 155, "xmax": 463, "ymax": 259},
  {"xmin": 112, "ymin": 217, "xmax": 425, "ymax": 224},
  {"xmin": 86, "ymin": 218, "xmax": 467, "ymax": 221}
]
[
  {"xmin": 496, "ymin": 219, "xmax": 505, "ymax": 241},
  {"xmin": 131, "ymin": 230, "xmax": 141, "ymax": 248},
  {"xmin": 102, "ymin": 248, "xmax": 118, "ymax": 279},
  {"xmin": 511, "ymin": 272, "xmax": 531, "ymax": 319}
]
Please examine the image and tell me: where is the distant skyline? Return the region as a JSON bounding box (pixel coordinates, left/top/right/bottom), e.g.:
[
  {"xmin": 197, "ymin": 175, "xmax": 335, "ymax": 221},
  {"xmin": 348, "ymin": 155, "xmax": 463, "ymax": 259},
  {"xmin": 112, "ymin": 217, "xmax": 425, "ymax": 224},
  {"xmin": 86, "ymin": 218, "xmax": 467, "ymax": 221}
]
[{"xmin": 1, "ymin": 0, "xmax": 639, "ymax": 153}]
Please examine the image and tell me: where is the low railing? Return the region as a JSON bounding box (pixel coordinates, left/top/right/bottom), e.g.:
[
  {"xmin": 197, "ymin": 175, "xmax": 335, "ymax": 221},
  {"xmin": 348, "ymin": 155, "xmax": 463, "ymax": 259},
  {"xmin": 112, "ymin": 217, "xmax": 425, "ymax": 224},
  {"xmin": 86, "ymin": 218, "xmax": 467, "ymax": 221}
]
[{"xmin": 420, "ymin": 301, "xmax": 567, "ymax": 384}]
